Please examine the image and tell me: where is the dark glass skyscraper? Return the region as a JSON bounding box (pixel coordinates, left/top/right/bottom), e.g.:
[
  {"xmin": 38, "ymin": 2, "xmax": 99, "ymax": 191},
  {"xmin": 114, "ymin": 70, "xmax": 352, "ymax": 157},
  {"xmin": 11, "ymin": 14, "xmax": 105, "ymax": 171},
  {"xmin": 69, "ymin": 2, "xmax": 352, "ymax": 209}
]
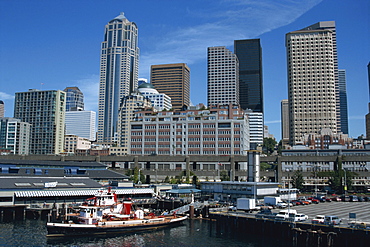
[
  {"xmin": 338, "ymin": 70, "xmax": 349, "ymax": 134},
  {"xmin": 64, "ymin": 87, "xmax": 84, "ymax": 111},
  {"xmin": 234, "ymin": 39, "xmax": 263, "ymax": 113}
]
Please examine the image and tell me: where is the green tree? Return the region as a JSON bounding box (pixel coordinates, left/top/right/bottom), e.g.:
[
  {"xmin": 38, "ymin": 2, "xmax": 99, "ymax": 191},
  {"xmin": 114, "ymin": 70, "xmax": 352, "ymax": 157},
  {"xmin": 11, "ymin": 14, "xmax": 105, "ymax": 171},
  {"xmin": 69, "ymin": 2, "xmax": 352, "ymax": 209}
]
[
  {"xmin": 163, "ymin": 176, "xmax": 170, "ymax": 183},
  {"xmin": 262, "ymin": 137, "xmax": 277, "ymax": 155},
  {"xmin": 125, "ymin": 167, "xmax": 145, "ymax": 184},
  {"xmin": 220, "ymin": 170, "xmax": 230, "ymax": 181},
  {"xmin": 291, "ymin": 170, "xmax": 304, "ymax": 190},
  {"xmin": 260, "ymin": 162, "xmax": 271, "ymax": 171}
]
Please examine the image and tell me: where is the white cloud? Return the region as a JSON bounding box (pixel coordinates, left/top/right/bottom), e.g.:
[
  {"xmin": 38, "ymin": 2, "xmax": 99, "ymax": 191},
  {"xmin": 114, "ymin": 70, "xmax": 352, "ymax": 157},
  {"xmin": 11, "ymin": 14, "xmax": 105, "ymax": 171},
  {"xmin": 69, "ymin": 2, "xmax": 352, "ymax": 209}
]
[
  {"xmin": 139, "ymin": 0, "xmax": 323, "ymax": 78},
  {"xmin": 0, "ymin": 91, "xmax": 14, "ymax": 100},
  {"xmin": 72, "ymin": 75, "xmax": 99, "ymax": 112}
]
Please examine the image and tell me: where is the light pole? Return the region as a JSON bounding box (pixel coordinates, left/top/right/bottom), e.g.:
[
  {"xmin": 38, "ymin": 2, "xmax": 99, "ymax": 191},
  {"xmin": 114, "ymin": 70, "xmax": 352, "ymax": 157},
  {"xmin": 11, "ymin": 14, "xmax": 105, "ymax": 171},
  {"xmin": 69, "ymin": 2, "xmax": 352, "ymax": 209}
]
[
  {"xmin": 343, "ymin": 168, "xmax": 347, "ymax": 195},
  {"xmin": 286, "ymin": 169, "xmax": 290, "ymax": 212},
  {"xmin": 314, "ymin": 166, "xmax": 320, "ymax": 198}
]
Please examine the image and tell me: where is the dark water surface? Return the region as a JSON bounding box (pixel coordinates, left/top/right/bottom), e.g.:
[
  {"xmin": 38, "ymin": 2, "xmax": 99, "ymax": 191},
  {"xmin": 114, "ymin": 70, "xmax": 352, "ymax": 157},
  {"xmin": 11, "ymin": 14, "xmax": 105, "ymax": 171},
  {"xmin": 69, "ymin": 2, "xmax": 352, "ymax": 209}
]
[{"xmin": 0, "ymin": 218, "xmax": 281, "ymax": 247}]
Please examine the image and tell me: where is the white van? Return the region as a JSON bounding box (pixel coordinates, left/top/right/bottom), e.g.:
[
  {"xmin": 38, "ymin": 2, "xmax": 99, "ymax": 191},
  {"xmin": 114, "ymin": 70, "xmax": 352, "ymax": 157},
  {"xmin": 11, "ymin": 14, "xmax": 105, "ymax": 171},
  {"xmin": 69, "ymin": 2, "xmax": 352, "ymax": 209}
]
[{"xmin": 275, "ymin": 209, "xmax": 297, "ymax": 221}]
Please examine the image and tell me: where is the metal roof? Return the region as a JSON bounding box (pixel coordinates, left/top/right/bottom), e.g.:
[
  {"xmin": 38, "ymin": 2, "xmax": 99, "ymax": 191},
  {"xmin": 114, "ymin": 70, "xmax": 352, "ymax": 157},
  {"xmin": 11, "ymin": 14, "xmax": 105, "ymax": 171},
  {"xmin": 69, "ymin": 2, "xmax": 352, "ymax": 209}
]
[{"xmin": 14, "ymin": 188, "xmax": 154, "ymax": 198}]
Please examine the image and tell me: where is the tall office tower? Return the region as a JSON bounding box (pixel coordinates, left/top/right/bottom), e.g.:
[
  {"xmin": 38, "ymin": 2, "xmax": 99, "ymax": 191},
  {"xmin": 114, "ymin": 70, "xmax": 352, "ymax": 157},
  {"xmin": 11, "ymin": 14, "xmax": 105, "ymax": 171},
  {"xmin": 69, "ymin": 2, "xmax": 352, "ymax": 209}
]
[
  {"xmin": 98, "ymin": 13, "xmax": 139, "ymax": 143},
  {"xmin": 137, "ymin": 83, "xmax": 172, "ymax": 111},
  {"xmin": 286, "ymin": 21, "xmax": 338, "ymax": 145},
  {"xmin": 14, "ymin": 89, "xmax": 66, "ymax": 154},
  {"xmin": 64, "ymin": 87, "xmax": 84, "ymax": 111},
  {"xmin": 234, "ymin": 39, "xmax": 263, "ymax": 113},
  {"xmin": 65, "ymin": 111, "xmax": 96, "ymax": 141},
  {"xmin": 151, "ymin": 63, "xmax": 190, "ymax": 111},
  {"xmin": 0, "ymin": 100, "xmax": 4, "ymax": 117},
  {"xmin": 207, "ymin": 47, "xmax": 239, "ymax": 106},
  {"xmin": 338, "ymin": 69, "xmax": 349, "ymax": 134},
  {"xmin": 113, "ymin": 92, "xmax": 152, "ymax": 155},
  {"xmin": 281, "ymin": 99, "xmax": 290, "ymax": 147},
  {"xmin": 366, "ymin": 62, "xmax": 370, "ymax": 140},
  {"xmin": 0, "ymin": 117, "xmax": 31, "ymax": 155}
]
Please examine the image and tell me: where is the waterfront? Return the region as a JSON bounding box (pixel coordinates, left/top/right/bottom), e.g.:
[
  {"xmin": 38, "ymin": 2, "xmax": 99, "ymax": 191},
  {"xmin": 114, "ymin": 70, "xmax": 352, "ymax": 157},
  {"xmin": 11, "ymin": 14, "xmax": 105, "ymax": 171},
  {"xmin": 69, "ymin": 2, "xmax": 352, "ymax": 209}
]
[{"xmin": 0, "ymin": 218, "xmax": 280, "ymax": 247}]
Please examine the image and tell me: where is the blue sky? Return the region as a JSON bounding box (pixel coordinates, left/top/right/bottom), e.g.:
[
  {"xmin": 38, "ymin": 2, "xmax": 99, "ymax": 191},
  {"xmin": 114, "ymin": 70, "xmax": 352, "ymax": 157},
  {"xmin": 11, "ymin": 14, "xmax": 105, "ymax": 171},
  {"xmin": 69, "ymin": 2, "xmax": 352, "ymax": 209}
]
[{"xmin": 0, "ymin": 0, "xmax": 369, "ymax": 141}]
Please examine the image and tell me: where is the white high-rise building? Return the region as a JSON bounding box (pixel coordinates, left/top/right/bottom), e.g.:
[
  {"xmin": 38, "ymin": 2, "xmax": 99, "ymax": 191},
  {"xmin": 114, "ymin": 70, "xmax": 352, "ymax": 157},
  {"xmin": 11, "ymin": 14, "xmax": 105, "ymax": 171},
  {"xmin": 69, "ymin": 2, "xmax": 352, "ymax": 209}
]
[
  {"xmin": 98, "ymin": 12, "xmax": 139, "ymax": 143},
  {"xmin": 207, "ymin": 46, "xmax": 239, "ymax": 106},
  {"xmin": 245, "ymin": 110, "xmax": 264, "ymax": 146},
  {"xmin": 286, "ymin": 21, "xmax": 338, "ymax": 145},
  {"xmin": 0, "ymin": 117, "xmax": 31, "ymax": 155},
  {"xmin": 65, "ymin": 111, "xmax": 96, "ymax": 141},
  {"xmin": 137, "ymin": 83, "xmax": 172, "ymax": 111}
]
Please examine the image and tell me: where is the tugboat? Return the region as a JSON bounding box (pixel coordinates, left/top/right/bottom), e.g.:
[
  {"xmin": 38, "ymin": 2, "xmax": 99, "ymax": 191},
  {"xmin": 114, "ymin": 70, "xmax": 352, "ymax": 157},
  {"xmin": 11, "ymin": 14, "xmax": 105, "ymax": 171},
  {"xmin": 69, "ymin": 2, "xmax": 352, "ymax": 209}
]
[{"xmin": 46, "ymin": 188, "xmax": 187, "ymax": 237}]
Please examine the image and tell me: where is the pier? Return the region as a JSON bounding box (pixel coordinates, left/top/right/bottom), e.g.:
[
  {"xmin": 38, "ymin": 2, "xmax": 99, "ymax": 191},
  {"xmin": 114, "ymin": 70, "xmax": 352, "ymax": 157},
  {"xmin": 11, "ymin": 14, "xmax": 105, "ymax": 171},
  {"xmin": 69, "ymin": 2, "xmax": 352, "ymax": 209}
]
[{"xmin": 209, "ymin": 212, "xmax": 370, "ymax": 246}]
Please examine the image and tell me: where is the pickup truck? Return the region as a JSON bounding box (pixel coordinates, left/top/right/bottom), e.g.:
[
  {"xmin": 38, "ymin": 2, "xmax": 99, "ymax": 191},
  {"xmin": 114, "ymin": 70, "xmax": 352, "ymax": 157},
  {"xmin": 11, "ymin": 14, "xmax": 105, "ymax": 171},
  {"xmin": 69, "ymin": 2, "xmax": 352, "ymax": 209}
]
[{"xmin": 312, "ymin": 215, "xmax": 325, "ymax": 224}]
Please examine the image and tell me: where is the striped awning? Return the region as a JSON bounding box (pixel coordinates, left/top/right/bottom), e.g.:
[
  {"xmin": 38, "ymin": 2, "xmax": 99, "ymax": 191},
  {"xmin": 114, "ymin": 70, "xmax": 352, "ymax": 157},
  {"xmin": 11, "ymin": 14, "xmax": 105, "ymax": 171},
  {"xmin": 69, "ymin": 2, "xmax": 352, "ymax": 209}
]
[{"xmin": 14, "ymin": 188, "xmax": 155, "ymax": 198}]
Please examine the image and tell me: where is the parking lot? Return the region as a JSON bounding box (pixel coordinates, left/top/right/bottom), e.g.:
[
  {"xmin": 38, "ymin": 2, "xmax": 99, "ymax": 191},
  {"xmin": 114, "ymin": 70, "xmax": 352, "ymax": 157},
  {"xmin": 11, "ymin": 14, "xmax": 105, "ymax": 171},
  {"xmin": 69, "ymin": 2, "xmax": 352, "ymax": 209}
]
[{"xmin": 270, "ymin": 201, "xmax": 370, "ymax": 225}]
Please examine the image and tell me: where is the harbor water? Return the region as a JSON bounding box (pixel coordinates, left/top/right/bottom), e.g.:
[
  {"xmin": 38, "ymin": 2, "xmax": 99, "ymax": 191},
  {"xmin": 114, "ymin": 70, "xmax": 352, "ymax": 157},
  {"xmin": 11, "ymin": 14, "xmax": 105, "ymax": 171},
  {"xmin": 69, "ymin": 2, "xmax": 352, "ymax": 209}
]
[{"xmin": 0, "ymin": 218, "xmax": 283, "ymax": 247}]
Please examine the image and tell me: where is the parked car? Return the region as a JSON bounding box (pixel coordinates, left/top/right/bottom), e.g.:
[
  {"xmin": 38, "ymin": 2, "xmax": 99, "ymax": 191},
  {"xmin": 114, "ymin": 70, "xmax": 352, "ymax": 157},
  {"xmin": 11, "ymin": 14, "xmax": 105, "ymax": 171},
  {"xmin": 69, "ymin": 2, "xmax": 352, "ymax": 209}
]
[
  {"xmin": 324, "ymin": 215, "xmax": 341, "ymax": 225},
  {"xmin": 308, "ymin": 197, "xmax": 320, "ymax": 204},
  {"xmin": 325, "ymin": 198, "xmax": 332, "ymax": 202},
  {"xmin": 363, "ymin": 196, "xmax": 370, "ymax": 202},
  {"xmin": 290, "ymin": 214, "xmax": 309, "ymax": 222},
  {"xmin": 357, "ymin": 196, "xmax": 364, "ymax": 202},
  {"xmin": 349, "ymin": 195, "xmax": 359, "ymax": 202},
  {"xmin": 255, "ymin": 209, "xmax": 274, "ymax": 219},
  {"xmin": 312, "ymin": 215, "xmax": 325, "ymax": 224},
  {"xmin": 292, "ymin": 200, "xmax": 301, "ymax": 206},
  {"xmin": 340, "ymin": 195, "xmax": 350, "ymax": 202}
]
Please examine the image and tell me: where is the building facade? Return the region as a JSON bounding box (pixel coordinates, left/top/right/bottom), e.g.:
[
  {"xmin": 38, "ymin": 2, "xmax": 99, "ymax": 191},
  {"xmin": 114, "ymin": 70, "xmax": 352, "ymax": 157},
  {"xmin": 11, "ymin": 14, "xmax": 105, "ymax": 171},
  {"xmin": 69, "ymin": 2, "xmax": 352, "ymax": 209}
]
[
  {"xmin": 286, "ymin": 21, "xmax": 338, "ymax": 145},
  {"xmin": 0, "ymin": 118, "xmax": 31, "ymax": 155},
  {"xmin": 137, "ymin": 83, "xmax": 172, "ymax": 111},
  {"xmin": 245, "ymin": 110, "xmax": 264, "ymax": 145},
  {"xmin": 129, "ymin": 104, "xmax": 249, "ymax": 156},
  {"xmin": 14, "ymin": 89, "xmax": 65, "ymax": 154},
  {"xmin": 338, "ymin": 69, "xmax": 349, "ymax": 134},
  {"xmin": 234, "ymin": 39, "xmax": 263, "ymax": 113},
  {"xmin": 98, "ymin": 12, "xmax": 139, "ymax": 143},
  {"xmin": 207, "ymin": 46, "xmax": 239, "ymax": 106},
  {"xmin": 0, "ymin": 100, "xmax": 4, "ymax": 118},
  {"xmin": 65, "ymin": 111, "xmax": 96, "ymax": 141},
  {"xmin": 150, "ymin": 63, "xmax": 190, "ymax": 111},
  {"xmin": 64, "ymin": 134, "xmax": 91, "ymax": 153},
  {"xmin": 64, "ymin": 87, "xmax": 84, "ymax": 111},
  {"xmin": 114, "ymin": 92, "xmax": 152, "ymax": 155},
  {"xmin": 281, "ymin": 99, "xmax": 290, "ymax": 147}
]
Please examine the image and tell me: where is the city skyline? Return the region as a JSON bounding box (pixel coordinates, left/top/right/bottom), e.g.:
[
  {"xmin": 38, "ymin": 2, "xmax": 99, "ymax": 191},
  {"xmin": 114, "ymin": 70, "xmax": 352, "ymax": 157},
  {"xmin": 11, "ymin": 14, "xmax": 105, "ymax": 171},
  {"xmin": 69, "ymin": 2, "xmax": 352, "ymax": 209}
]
[{"xmin": 0, "ymin": 0, "xmax": 368, "ymax": 141}]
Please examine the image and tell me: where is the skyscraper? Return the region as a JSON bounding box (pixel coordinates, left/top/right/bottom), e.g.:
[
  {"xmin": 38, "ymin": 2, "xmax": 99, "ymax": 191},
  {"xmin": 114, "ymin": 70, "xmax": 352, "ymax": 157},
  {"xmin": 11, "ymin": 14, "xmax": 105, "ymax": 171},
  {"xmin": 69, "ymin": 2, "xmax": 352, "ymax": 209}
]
[
  {"xmin": 65, "ymin": 111, "xmax": 96, "ymax": 141},
  {"xmin": 207, "ymin": 46, "xmax": 239, "ymax": 106},
  {"xmin": 0, "ymin": 100, "xmax": 4, "ymax": 117},
  {"xmin": 151, "ymin": 63, "xmax": 190, "ymax": 111},
  {"xmin": 286, "ymin": 21, "xmax": 338, "ymax": 145},
  {"xmin": 234, "ymin": 39, "xmax": 263, "ymax": 113},
  {"xmin": 338, "ymin": 69, "xmax": 349, "ymax": 134},
  {"xmin": 281, "ymin": 99, "xmax": 289, "ymax": 147},
  {"xmin": 0, "ymin": 117, "xmax": 31, "ymax": 155},
  {"xmin": 14, "ymin": 89, "xmax": 65, "ymax": 154},
  {"xmin": 64, "ymin": 87, "xmax": 84, "ymax": 111},
  {"xmin": 97, "ymin": 13, "xmax": 139, "ymax": 143}
]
